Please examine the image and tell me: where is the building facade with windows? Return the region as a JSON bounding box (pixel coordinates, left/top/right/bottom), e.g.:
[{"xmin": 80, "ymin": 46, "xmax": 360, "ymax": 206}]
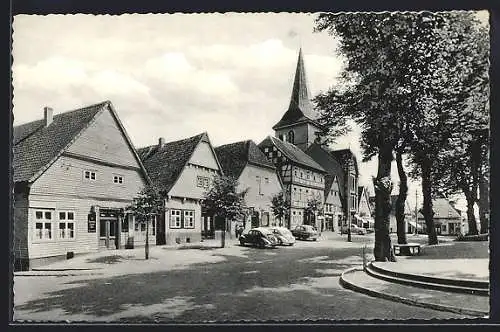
[
  {"xmin": 417, "ymin": 197, "xmax": 463, "ymax": 235},
  {"xmin": 137, "ymin": 132, "xmax": 223, "ymax": 245},
  {"xmin": 258, "ymin": 136, "xmax": 326, "ymax": 229},
  {"xmin": 215, "ymin": 140, "xmax": 283, "ymax": 232},
  {"xmin": 269, "ymin": 48, "xmax": 361, "ymax": 232},
  {"xmin": 13, "ymin": 101, "xmax": 152, "ymax": 270}
]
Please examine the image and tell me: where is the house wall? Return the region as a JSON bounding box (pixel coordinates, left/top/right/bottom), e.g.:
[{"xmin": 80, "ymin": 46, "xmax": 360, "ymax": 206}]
[
  {"xmin": 164, "ymin": 198, "xmax": 202, "ymax": 245},
  {"xmin": 237, "ymin": 164, "xmax": 282, "ymax": 227},
  {"xmin": 66, "ymin": 109, "xmax": 139, "ymax": 167},
  {"xmin": 13, "ymin": 191, "xmax": 29, "ymax": 270},
  {"xmin": 20, "ymin": 106, "xmax": 149, "ymax": 268},
  {"xmin": 165, "ymin": 139, "xmax": 220, "ymax": 245}
]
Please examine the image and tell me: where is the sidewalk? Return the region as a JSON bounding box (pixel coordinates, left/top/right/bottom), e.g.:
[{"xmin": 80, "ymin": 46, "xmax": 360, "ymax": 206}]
[
  {"xmin": 341, "ymin": 267, "xmax": 489, "ymax": 317},
  {"xmin": 339, "ymin": 240, "xmax": 490, "ymax": 317},
  {"xmin": 14, "ymin": 239, "xmax": 244, "ymax": 277}
]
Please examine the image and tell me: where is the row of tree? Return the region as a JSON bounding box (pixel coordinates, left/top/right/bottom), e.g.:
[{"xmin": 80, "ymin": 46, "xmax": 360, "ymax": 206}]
[{"xmin": 313, "ymin": 12, "xmax": 489, "ymax": 261}]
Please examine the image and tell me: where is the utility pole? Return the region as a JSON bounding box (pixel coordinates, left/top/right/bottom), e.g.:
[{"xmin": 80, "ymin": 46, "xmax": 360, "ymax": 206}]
[{"xmin": 347, "ymin": 163, "xmax": 352, "ymax": 242}]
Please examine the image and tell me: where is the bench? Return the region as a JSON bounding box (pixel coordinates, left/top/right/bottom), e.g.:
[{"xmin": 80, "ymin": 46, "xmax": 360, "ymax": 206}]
[{"xmin": 393, "ymin": 243, "xmax": 421, "ymax": 256}]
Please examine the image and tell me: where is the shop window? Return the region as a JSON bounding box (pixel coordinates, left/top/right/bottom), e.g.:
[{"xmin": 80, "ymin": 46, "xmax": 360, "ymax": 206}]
[
  {"xmin": 100, "ymin": 220, "xmax": 107, "ymax": 237},
  {"xmin": 151, "ymin": 216, "xmax": 156, "ymax": 235},
  {"xmin": 121, "ymin": 215, "xmax": 129, "ymax": 232}
]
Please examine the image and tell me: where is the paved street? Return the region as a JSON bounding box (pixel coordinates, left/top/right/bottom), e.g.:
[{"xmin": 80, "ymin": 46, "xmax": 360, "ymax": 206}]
[{"xmin": 14, "ymin": 234, "xmax": 469, "ymax": 322}]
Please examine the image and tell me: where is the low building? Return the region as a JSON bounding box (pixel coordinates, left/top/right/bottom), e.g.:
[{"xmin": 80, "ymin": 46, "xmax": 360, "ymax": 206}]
[
  {"xmin": 138, "ymin": 132, "xmax": 223, "ymax": 245},
  {"xmin": 417, "ymin": 197, "xmax": 463, "ymax": 235},
  {"xmin": 322, "ymin": 174, "xmax": 343, "ymax": 232},
  {"xmin": 215, "ymin": 140, "xmax": 283, "ymax": 232},
  {"xmin": 13, "ymin": 101, "xmax": 152, "ymax": 270}
]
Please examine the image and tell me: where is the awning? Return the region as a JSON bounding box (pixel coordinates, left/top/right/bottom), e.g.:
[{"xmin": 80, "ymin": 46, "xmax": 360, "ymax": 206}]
[{"xmin": 408, "ymin": 220, "xmax": 423, "ymax": 230}]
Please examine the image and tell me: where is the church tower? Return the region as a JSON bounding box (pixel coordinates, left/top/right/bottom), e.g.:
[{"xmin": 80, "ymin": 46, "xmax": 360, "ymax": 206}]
[{"xmin": 272, "ymin": 48, "xmax": 323, "ymax": 151}]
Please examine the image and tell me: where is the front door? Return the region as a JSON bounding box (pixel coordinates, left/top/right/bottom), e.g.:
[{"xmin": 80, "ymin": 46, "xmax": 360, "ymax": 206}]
[{"xmin": 99, "ymin": 218, "xmax": 119, "ymax": 249}]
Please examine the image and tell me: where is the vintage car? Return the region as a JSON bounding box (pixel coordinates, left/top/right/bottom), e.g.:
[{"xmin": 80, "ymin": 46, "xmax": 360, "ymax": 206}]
[
  {"xmin": 270, "ymin": 227, "xmax": 296, "ymax": 246},
  {"xmin": 239, "ymin": 227, "xmax": 278, "ymax": 248},
  {"xmin": 291, "ymin": 225, "xmax": 319, "ymax": 241}
]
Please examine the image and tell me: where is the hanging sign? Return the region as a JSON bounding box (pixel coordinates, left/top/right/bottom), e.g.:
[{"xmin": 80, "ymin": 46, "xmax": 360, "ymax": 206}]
[{"xmin": 88, "ymin": 213, "xmax": 96, "ymax": 233}]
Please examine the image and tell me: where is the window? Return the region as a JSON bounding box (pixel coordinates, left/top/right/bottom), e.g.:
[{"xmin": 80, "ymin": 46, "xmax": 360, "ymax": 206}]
[
  {"xmin": 113, "ymin": 175, "xmax": 124, "ymax": 184},
  {"xmin": 264, "ymin": 147, "xmax": 269, "ymax": 153},
  {"xmin": 442, "ymin": 224, "xmax": 447, "ymax": 232},
  {"xmin": 170, "ymin": 210, "xmax": 182, "ymax": 228},
  {"xmin": 287, "ymin": 130, "xmax": 294, "ymax": 144},
  {"xmin": 151, "ymin": 216, "xmax": 156, "ymax": 235},
  {"xmin": 264, "ymin": 177, "xmax": 269, "ymax": 184},
  {"xmin": 197, "ymin": 176, "xmax": 210, "ymax": 188},
  {"xmin": 58, "ymin": 211, "xmax": 75, "ymax": 239},
  {"xmin": 121, "ymin": 215, "xmax": 129, "ymax": 232},
  {"xmin": 170, "ymin": 209, "xmax": 195, "ymax": 229},
  {"xmin": 300, "ymin": 172, "xmax": 303, "ymax": 178},
  {"xmin": 277, "ymin": 151, "xmax": 282, "ymax": 157},
  {"xmin": 184, "ymin": 210, "xmax": 195, "ymax": 229},
  {"xmin": 100, "ymin": 220, "xmax": 107, "ymax": 237},
  {"xmin": 84, "ymin": 170, "xmax": 97, "ymax": 181},
  {"xmin": 331, "ymin": 190, "xmax": 334, "ymax": 195},
  {"xmin": 34, "ymin": 210, "xmax": 53, "ymax": 240}
]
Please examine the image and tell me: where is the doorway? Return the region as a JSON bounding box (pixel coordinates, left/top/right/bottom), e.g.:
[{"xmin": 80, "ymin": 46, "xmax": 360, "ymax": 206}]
[{"xmin": 99, "ymin": 217, "xmax": 119, "ymax": 249}]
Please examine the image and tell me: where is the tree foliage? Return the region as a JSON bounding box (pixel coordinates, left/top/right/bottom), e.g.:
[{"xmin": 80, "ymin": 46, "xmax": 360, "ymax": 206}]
[
  {"xmin": 271, "ymin": 190, "xmax": 290, "ymax": 227},
  {"xmin": 126, "ymin": 184, "xmax": 164, "ymax": 259},
  {"xmin": 314, "ymin": 11, "xmax": 489, "ymax": 248}
]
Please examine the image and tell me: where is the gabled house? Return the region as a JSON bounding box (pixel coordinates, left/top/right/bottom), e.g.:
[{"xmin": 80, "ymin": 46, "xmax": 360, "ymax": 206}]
[
  {"xmin": 13, "ymin": 101, "xmax": 151, "ymax": 270},
  {"xmin": 215, "ymin": 140, "xmax": 283, "ymax": 231},
  {"xmin": 138, "ymin": 132, "xmax": 223, "ymax": 245},
  {"xmin": 355, "ymin": 186, "xmax": 374, "ymax": 229},
  {"xmin": 322, "ymin": 174, "xmax": 343, "ymax": 231},
  {"xmin": 417, "ymin": 197, "xmax": 463, "ymax": 235},
  {"xmin": 258, "ymin": 136, "xmax": 326, "ymax": 230}
]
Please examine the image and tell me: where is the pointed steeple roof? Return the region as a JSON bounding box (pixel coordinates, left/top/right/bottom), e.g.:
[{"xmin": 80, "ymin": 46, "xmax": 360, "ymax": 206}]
[{"xmin": 273, "ymin": 48, "xmax": 319, "ymax": 130}]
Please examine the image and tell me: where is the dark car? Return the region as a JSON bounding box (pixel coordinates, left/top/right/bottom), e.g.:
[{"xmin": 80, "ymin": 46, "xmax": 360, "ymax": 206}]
[
  {"xmin": 239, "ymin": 227, "xmax": 278, "ymax": 248},
  {"xmin": 291, "ymin": 225, "xmax": 319, "ymax": 241}
]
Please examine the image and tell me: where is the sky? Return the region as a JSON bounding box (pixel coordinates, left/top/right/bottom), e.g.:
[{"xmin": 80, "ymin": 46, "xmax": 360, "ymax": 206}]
[{"xmin": 12, "ymin": 12, "xmax": 489, "ymax": 213}]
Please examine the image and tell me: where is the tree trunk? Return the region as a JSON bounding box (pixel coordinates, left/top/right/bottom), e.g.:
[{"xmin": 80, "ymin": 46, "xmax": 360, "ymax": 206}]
[
  {"xmin": 145, "ymin": 218, "xmax": 150, "ymax": 260},
  {"xmin": 373, "ymin": 143, "xmax": 396, "ymax": 262},
  {"xmin": 478, "ymin": 143, "xmax": 489, "ymax": 234},
  {"xmin": 221, "ymin": 217, "xmax": 226, "ymax": 248},
  {"xmin": 395, "ymin": 151, "xmax": 408, "ymax": 245},
  {"xmin": 465, "ymin": 193, "xmax": 479, "ymax": 235},
  {"xmin": 421, "ymin": 158, "xmax": 438, "ymax": 245}
]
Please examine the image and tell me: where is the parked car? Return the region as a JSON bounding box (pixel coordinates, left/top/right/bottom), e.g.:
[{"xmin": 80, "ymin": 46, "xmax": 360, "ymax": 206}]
[
  {"xmin": 239, "ymin": 227, "xmax": 278, "ymax": 248},
  {"xmin": 270, "ymin": 227, "xmax": 296, "ymax": 246},
  {"xmin": 350, "ymin": 224, "xmax": 367, "ymax": 235},
  {"xmin": 291, "ymin": 225, "xmax": 319, "ymax": 241}
]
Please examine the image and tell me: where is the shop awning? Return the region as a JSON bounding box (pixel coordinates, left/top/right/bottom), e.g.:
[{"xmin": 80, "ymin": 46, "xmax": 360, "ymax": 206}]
[{"xmin": 408, "ymin": 220, "xmax": 423, "ymax": 230}]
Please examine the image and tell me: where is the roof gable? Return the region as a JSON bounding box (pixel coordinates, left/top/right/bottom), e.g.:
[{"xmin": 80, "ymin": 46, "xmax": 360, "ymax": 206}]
[
  {"xmin": 259, "ymin": 136, "xmax": 325, "ymax": 172},
  {"xmin": 138, "ymin": 133, "xmax": 209, "ymax": 194},
  {"xmin": 215, "ymin": 140, "xmax": 275, "ymax": 179},
  {"xmin": 13, "ymin": 101, "xmax": 107, "ymax": 183}
]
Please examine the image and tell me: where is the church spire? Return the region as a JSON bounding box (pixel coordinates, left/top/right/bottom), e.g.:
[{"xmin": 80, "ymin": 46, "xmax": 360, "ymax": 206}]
[{"xmin": 288, "ymin": 48, "xmax": 314, "ymax": 116}]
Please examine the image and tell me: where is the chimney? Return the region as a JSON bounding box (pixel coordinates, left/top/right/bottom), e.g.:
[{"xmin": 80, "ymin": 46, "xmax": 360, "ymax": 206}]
[
  {"xmin": 44, "ymin": 107, "xmax": 53, "ymax": 127},
  {"xmin": 158, "ymin": 137, "xmax": 165, "ymax": 148}
]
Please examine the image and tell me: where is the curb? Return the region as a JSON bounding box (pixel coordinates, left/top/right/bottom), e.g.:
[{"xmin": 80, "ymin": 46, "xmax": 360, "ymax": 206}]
[
  {"xmin": 339, "ymin": 267, "xmax": 488, "ymax": 317},
  {"xmin": 14, "ymin": 271, "xmax": 105, "ymax": 277}
]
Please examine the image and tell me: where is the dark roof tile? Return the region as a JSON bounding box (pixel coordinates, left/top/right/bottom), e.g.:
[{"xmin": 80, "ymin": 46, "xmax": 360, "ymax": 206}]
[
  {"xmin": 13, "ymin": 101, "xmax": 108, "ymax": 183},
  {"xmin": 137, "ymin": 133, "xmax": 206, "ymax": 194}
]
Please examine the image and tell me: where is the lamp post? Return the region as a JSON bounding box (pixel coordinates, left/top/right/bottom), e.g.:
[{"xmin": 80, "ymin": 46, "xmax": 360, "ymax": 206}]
[{"xmin": 414, "ymin": 189, "xmax": 418, "ymax": 236}]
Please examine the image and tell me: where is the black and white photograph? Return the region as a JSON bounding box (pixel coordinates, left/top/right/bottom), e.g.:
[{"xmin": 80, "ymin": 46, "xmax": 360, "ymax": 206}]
[{"xmin": 10, "ymin": 10, "xmax": 491, "ymax": 323}]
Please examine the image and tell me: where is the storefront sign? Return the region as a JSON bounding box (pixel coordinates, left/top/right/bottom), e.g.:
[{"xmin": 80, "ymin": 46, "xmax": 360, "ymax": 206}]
[{"xmin": 88, "ymin": 213, "xmax": 96, "ymax": 233}]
